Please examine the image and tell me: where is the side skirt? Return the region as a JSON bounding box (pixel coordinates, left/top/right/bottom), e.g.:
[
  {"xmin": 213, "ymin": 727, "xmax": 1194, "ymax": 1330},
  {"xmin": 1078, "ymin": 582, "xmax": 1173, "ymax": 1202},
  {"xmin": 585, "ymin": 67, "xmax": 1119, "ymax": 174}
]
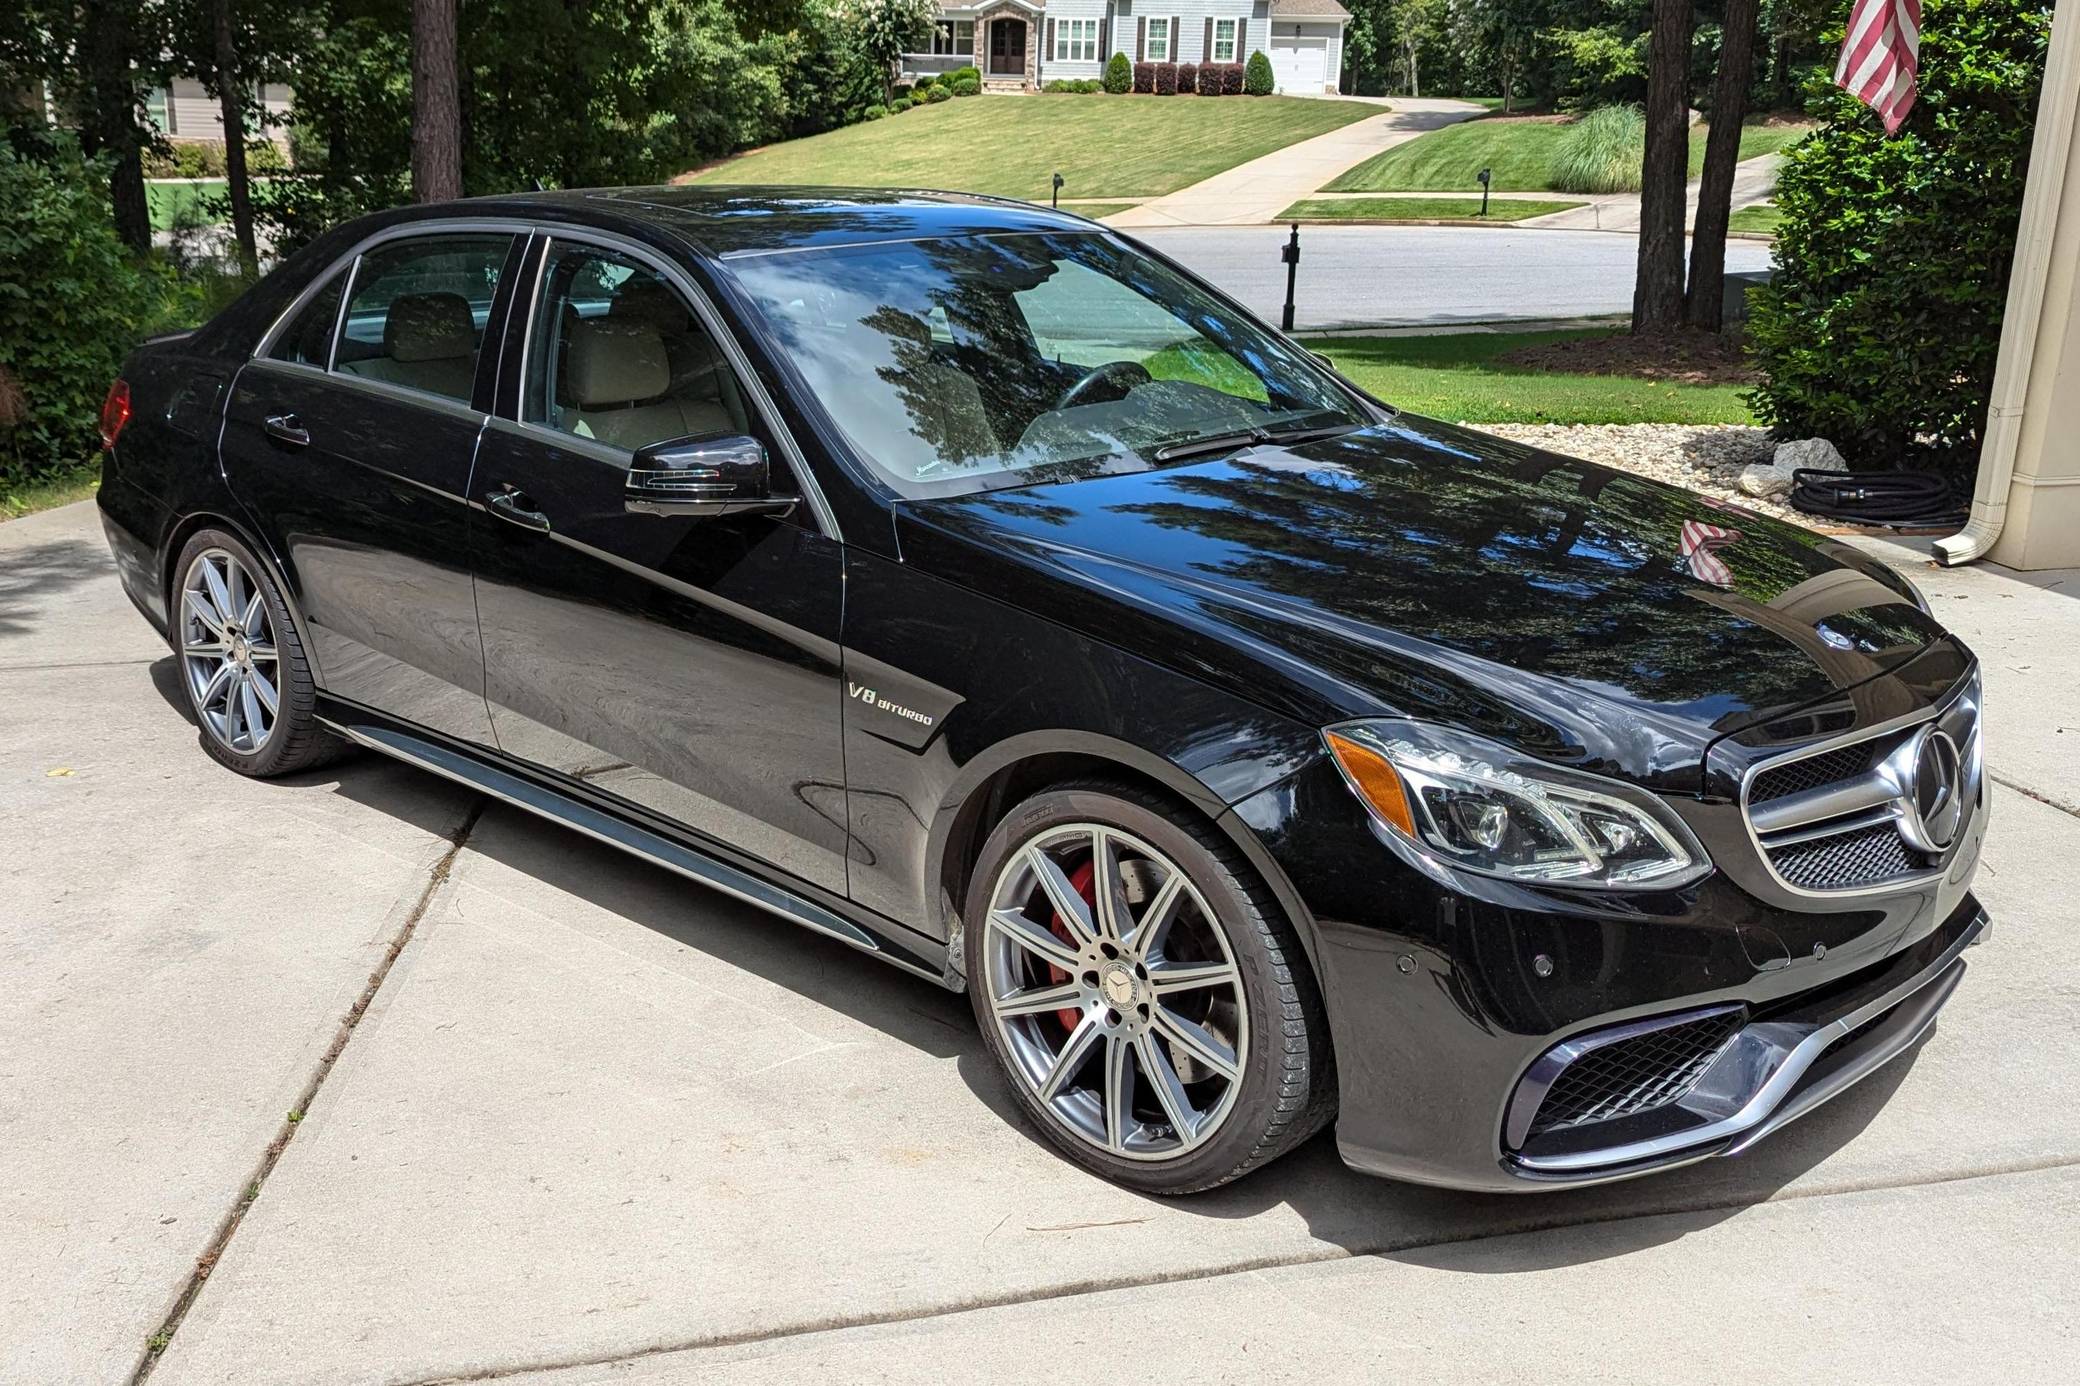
[{"xmin": 317, "ymin": 699, "xmax": 956, "ymax": 989}]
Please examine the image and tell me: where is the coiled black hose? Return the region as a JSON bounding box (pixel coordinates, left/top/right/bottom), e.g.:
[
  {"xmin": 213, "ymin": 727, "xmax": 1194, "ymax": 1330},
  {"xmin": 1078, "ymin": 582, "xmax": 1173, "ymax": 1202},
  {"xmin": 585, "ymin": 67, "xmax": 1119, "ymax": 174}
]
[{"xmin": 1788, "ymin": 469, "xmax": 1969, "ymax": 528}]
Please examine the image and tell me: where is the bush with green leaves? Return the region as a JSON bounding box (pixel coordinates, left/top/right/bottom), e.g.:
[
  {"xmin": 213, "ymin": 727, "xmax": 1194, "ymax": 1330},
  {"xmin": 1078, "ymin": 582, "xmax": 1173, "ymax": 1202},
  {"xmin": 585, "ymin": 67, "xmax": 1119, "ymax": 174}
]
[
  {"xmin": 890, "ymin": 95, "xmax": 914, "ymax": 112},
  {"xmin": 950, "ymin": 75, "xmax": 981, "ymax": 96},
  {"xmin": 914, "ymin": 73, "xmax": 937, "ymax": 91},
  {"xmin": 926, "ymin": 84, "xmax": 953, "ymax": 103},
  {"xmin": 1548, "ymin": 104, "xmax": 1643, "ymax": 194},
  {"xmin": 0, "ymin": 143, "xmax": 181, "ymax": 487},
  {"xmin": 1044, "ymin": 79, "xmax": 1101, "ymax": 93},
  {"xmin": 862, "ymin": 104, "xmax": 890, "ymax": 120},
  {"xmin": 1244, "ymin": 50, "xmax": 1273, "ymax": 95},
  {"xmin": 1103, "ymin": 51, "xmax": 1132, "ymax": 94},
  {"xmin": 945, "ymin": 65, "xmax": 980, "ymax": 85},
  {"xmin": 1748, "ymin": 0, "xmax": 2051, "ymax": 469}
]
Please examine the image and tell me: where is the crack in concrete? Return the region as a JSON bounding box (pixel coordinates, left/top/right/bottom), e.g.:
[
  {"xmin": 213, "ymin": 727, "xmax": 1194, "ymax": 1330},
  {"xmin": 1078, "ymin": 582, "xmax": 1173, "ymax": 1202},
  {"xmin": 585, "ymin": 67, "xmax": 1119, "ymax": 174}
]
[
  {"xmin": 0, "ymin": 656, "xmax": 162, "ymax": 673},
  {"xmin": 395, "ymin": 1155, "xmax": 2080, "ymax": 1386},
  {"xmin": 1990, "ymin": 770, "xmax": 2080, "ymax": 821},
  {"xmin": 129, "ymin": 799, "xmax": 486, "ymax": 1384}
]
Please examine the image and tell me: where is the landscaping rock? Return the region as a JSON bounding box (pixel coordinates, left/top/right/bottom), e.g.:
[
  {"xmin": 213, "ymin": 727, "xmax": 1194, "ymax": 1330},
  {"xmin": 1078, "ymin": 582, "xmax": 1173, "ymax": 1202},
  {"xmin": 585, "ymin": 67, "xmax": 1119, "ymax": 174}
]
[
  {"xmin": 1774, "ymin": 437, "xmax": 1848, "ymax": 473},
  {"xmin": 1474, "ymin": 423, "xmax": 1808, "ymax": 525}
]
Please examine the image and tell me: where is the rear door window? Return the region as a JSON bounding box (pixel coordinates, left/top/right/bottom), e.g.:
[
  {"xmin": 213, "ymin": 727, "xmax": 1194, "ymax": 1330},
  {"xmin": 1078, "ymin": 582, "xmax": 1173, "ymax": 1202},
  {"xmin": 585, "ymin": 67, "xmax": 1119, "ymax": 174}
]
[{"xmin": 333, "ymin": 235, "xmax": 514, "ymax": 404}]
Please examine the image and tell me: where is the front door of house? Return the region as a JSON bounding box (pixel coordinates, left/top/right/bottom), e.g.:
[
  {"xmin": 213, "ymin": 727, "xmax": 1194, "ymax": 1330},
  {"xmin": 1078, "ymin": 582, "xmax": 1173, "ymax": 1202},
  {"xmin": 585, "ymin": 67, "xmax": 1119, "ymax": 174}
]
[{"xmin": 989, "ymin": 19, "xmax": 1025, "ymax": 75}]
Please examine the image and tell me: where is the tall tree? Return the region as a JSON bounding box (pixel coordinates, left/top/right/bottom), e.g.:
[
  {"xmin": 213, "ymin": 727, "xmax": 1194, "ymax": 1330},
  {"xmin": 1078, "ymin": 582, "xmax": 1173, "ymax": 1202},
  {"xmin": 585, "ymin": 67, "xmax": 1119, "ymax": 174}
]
[
  {"xmin": 855, "ymin": 0, "xmax": 936, "ymax": 105},
  {"xmin": 1684, "ymin": 0, "xmax": 1759, "ymax": 329},
  {"xmin": 410, "ymin": 0, "xmax": 461, "ymax": 201},
  {"xmin": 208, "ymin": 0, "xmax": 258, "ymax": 272},
  {"xmin": 1631, "ymin": 0, "xmax": 1691, "ymax": 332},
  {"xmin": 73, "ymin": 3, "xmax": 163, "ymax": 254}
]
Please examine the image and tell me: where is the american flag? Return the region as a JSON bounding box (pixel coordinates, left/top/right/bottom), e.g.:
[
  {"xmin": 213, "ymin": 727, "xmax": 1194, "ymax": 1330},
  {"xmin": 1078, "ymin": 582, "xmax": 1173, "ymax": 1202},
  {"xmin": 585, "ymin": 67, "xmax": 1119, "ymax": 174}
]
[
  {"xmin": 1680, "ymin": 519, "xmax": 1743, "ymax": 589},
  {"xmin": 1835, "ymin": 0, "xmax": 1922, "ymax": 134}
]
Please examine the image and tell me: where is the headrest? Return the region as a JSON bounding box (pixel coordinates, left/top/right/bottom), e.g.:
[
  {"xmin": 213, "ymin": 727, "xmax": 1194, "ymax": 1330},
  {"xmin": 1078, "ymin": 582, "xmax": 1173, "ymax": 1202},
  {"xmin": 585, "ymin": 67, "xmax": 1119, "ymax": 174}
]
[
  {"xmin": 608, "ymin": 281, "xmax": 689, "ymax": 334},
  {"xmin": 565, "ymin": 318, "xmax": 669, "ymax": 407},
  {"xmin": 384, "ymin": 292, "xmax": 474, "ymax": 363}
]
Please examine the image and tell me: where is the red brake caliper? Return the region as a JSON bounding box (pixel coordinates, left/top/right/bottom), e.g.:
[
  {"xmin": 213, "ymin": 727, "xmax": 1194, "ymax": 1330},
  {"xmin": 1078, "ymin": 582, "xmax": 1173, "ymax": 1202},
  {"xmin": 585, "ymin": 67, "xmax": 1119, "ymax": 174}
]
[{"xmin": 1045, "ymin": 860, "xmax": 1097, "ymax": 1032}]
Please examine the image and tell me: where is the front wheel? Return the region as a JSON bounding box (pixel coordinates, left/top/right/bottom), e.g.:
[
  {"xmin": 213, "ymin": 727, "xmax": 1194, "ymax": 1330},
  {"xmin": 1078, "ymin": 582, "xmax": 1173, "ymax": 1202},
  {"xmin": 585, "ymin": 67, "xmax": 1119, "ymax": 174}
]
[{"xmin": 964, "ymin": 781, "xmax": 1334, "ymax": 1194}]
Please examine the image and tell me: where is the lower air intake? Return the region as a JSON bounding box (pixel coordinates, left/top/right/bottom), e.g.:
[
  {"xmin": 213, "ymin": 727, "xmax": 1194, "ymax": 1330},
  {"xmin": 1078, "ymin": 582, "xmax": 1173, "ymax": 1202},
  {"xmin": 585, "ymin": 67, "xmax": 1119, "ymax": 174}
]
[{"xmin": 1528, "ymin": 1009, "xmax": 1744, "ymax": 1137}]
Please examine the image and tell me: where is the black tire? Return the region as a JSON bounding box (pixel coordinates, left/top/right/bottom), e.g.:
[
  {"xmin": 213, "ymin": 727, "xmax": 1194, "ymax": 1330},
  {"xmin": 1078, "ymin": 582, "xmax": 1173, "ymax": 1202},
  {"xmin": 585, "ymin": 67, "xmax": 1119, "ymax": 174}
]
[
  {"xmin": 964, "ymin": 779, "xmax": 1335, "ymax": 1194},
  {"xmin": 170, "ymin": 527, "xmax": 350, "ymax": 778}
]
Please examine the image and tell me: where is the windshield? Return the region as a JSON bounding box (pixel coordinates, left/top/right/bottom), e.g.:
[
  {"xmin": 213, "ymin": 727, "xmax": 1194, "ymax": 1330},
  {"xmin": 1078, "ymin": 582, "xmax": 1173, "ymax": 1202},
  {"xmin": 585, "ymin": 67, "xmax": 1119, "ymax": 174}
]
[{"xmin": 726, "ymin": 232, "xmax": 1374, "ymax": 498}]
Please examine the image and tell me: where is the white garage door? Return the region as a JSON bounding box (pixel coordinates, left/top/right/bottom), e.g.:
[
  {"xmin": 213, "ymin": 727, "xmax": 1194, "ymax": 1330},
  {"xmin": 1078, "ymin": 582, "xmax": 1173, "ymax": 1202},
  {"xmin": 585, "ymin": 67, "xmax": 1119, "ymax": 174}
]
[{"xmin": 1270, "ymin": 37, "xmax": 1327, "ymax": 94}]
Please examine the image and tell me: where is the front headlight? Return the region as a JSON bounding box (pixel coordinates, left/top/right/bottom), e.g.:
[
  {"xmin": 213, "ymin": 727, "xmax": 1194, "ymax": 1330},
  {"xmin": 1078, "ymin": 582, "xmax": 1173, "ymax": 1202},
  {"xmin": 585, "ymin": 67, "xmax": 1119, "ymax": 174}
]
[{"xmin": 1324, "ymin": 720, "xmax": 1709, "ymax": 889}]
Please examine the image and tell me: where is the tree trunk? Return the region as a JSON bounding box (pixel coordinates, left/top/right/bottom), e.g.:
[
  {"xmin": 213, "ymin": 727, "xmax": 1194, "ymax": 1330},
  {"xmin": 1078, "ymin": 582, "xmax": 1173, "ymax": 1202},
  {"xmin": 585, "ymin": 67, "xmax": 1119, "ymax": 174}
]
[
  {"xmin": 1684, "ymin": 0, "xmax": 1759, "ymax": 330},
  {"xmin": 1632, "ymin": 0, "xmax": 1692, "ymax": 334},
  {"xmin": 211, "ymin": 0, "xmax": 258, "ymax": 275},
  {"xmin": 80, "ymin": 3, "xmax": 151, "ymax": 254},
  {"xmin": 411, "ymin": 0, "xmax": 463, "ymax": 202},
  {"xmin": 1403, "ymin": 41, "xmax": 1418, "ymax": 99}
]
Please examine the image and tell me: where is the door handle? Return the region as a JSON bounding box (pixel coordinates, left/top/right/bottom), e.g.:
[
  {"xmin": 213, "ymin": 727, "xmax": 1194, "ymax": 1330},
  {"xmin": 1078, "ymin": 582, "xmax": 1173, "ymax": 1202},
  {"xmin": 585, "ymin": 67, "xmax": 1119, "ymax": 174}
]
[
  {"xmin": 263, "ymin": 413, "xmax": 310, "ymax": 448},
  {"xmin": 488, "ymin": 486, "xmax": 552, "ymax": 533}
]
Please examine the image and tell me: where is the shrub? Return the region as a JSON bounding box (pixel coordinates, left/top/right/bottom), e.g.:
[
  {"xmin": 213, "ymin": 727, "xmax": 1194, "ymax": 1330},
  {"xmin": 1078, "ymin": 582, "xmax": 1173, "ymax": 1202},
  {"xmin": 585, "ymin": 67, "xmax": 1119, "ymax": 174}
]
[
  {"xmin": 1153, "ymin": 61, "xmax": 1179, "ymax": 95},
  {"xmin": 926, "ymin": 84, "xmax": 953, "ymax": 103},
  {"xmin": 1133, "ymin": 61, "xmax": 1154, "ymax": 94},
  {"xmin": 1103, "ymin": 51, "xmax": 1132, "ymax": 94},
  {"xmin": 950, "ymin": 75, "xmax": 981, "ymax": 97},
  {"xmin": 245, "ymin": 140, "xmax": 290, "ymax": 175},
  {"xmin": 1195, "ymin": 63, "xmax": 1223, "ymax": 96},
  {"xmin": 890, "ymin": 95, "xmax": 915, "ymax": 112},
  {"xmin": 1044, "ymin": 79, "xmax": 1100, "ymax": 93},
  {"xmin": 0, "ymin": 143, "xmax": 181, "ymax": 488},
  {"xmin": 1548, "ymin": 104, "xmax": 1644, "ymax": 194},
  {"xmin": 945, "ymin": 65, "xmax": 980, "ymax": 85},
  {"xmin": 1244, "ymin": 50, "xmax": 1274, "ymax": 95},
  {"xmin": 1748, "ymin": 0, "xmax": 2050, "ymax": 469},
  {"xmin": 862, "ymin": 104, "xmax": 890, "ymax": 120},
  {"xmin": 1221, "ymin": 62, "xmax": 1246, "ymax": 96},
  {"xmin": 1175, "ymin": 62, "xmax": 1198, "ymax": 94},
  {"xmin": 913, "ymin": 73, "xmax": 937, "ymax": 91}
]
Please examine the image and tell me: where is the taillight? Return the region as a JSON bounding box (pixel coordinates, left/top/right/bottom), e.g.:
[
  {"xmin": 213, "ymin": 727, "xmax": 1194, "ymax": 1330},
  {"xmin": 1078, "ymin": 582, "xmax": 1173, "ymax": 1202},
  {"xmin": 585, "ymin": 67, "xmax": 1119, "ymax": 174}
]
[{"xmin": 100, "ymin": 379, "xmax": 132, "ymax": 449}]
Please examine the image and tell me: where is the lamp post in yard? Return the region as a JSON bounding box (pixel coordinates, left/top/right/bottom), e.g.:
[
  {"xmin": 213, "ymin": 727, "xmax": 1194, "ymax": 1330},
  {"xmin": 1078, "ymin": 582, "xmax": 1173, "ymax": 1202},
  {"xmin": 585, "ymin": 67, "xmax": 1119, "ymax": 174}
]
[
  {"xmin": 1477, "ymin": 167, "xmax": 1492, "ymax": 219},
  {"xmin": 1052, "ymin": 172, "xmax": 1063, "ymax": 209},
  {"xmin": 1281, "ymin": 224, "xmax": 1301, "ymax": 332}
]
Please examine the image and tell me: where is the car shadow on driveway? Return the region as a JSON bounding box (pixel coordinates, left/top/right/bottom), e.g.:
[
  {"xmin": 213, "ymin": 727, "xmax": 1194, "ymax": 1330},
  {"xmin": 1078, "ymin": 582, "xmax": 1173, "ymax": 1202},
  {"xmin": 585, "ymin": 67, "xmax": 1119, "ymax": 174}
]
[{"xmin": 216, "ymin": 706, "xmax": 1925, "ymax": 1278}]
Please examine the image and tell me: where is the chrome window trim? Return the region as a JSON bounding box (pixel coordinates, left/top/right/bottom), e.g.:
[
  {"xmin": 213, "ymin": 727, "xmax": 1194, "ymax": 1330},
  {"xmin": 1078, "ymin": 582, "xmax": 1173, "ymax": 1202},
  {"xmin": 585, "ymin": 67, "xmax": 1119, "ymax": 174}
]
[
  {"xmin": 507, "ymin": 221, "xmax": 840, "ymax": 540},
  {"xmin": 240, "ymin": 356, "xmax": 495, "ymax": 427},
  {"xmin": 1735, "ymin": 668, "xmax": 1983, "ymax": 900}
]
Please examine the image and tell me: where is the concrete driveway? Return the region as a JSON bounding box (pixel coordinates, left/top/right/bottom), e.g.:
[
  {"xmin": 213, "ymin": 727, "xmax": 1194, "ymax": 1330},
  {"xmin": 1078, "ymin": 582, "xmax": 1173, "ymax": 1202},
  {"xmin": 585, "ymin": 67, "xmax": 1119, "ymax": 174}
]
[{"xmin": 4, "ymin": 500, "xmax": 2077, "ymax": 1385}]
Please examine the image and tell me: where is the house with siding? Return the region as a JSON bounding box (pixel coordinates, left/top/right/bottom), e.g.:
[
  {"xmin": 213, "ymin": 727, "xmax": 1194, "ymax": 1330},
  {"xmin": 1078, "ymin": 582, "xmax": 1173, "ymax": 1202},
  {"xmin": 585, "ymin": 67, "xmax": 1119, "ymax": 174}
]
[{"xmin": 904, "ymin": 0, "xmax": 1348, "ymax": 94}]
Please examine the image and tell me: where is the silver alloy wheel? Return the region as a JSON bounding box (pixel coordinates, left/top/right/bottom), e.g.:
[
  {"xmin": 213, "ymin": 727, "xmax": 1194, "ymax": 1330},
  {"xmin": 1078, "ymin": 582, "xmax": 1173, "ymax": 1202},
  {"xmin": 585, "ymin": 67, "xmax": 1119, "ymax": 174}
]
[
  {"xmin": 179, "ymin": 548, "xmax": 281, "ymax": 755},
  {"xmin": 983, "ymin": 823, "xmax": 1248, "ymax": 1162}
]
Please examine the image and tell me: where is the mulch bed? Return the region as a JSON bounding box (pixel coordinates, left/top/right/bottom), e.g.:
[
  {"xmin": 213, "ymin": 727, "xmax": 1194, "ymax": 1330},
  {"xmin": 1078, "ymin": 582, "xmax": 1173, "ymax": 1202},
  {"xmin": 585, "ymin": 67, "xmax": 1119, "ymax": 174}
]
[{"xmin": 1497, "ymin": 329, "xmax": 1761, "ymax": 387}]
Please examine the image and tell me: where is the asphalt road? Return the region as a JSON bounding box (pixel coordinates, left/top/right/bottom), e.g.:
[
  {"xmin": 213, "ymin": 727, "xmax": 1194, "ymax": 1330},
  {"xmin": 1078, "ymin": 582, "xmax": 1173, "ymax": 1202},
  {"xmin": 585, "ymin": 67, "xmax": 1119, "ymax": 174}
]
[{"xmin": 1137, "ymin": 224, "xmax": 1777, "ymax": 330}]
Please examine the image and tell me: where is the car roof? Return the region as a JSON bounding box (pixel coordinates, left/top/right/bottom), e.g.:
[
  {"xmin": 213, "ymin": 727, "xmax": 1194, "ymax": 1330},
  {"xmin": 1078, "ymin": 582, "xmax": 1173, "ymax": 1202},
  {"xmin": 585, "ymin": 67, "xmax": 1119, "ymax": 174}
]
[{"xmin": 432, "ymin": 185, "xmax": 1106, "ymax": 259}]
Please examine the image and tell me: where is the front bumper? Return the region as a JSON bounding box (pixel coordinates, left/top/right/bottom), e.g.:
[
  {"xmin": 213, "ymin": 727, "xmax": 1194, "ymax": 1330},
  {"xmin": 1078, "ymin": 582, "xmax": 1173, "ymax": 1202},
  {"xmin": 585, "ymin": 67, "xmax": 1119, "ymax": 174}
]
[{"xmin": 1227, "ymin": 716, "xmax": 1987, "ymax": 1194}]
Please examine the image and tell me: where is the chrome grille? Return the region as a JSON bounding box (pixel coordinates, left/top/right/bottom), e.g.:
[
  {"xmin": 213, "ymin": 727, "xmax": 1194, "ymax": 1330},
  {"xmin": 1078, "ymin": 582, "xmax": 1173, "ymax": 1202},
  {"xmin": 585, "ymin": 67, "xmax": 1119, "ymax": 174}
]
[
  {"xmin": 1751, "ymin": 745, "xmax": 1871, "ymax": 805},
  {"xmin": 1743, "ymin": 673, "xmax": 1981, "ymax": 894},
  {"xmin": 1528, "ymin": 1010, "xmax": 1743, "ymax": 1136},
  {"xmin": 1770, "ymin": 822, "xmax": 1928, "ymax": 890}
]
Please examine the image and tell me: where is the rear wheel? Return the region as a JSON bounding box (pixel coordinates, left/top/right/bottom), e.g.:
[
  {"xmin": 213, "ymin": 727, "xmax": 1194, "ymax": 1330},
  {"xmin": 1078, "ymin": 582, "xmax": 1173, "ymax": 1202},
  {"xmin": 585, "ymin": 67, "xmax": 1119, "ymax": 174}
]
[
  {"xmin": 172, "ymin": 529, "xmax": 348, "ymax": 778},
  {"xmin": 965, "ymin": 781, "xmax": 1334, "ymax": 1194}
]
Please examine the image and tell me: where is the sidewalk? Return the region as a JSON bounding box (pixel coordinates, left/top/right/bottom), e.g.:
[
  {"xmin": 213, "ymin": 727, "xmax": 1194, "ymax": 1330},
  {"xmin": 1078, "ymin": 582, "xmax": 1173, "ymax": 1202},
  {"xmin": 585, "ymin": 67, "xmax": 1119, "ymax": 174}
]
[{"xmin": 1108, "ymin": 97, "xmax": 1487, "ymax": 228}]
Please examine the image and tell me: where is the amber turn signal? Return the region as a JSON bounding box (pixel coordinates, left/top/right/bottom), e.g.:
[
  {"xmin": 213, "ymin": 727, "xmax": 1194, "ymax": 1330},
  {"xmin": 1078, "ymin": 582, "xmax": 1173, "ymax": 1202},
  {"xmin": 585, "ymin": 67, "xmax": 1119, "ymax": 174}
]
[{"xmin": 1325, "ymin": 730, "xmax": 1417, "ymax": 838}]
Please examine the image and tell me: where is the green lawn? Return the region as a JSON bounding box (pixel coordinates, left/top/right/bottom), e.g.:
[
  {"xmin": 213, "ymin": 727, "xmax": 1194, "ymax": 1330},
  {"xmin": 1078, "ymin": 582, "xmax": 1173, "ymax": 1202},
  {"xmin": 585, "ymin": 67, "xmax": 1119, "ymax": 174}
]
[
  {"xmin": 1728, "ymin": 203, "xmax": 1783, "ymax": 235},
  {"xmin": 1, "ymin": 465, "xmax": 100, "ymax": 523},
  {"xmin": 685, "ymin": 94, "xmax": 1380, "ymax": 202},
  {"xmin": 1059, "ymin": 201, "xmax": 1140, "ymax": 219},
  {"xmin": 1280, "ymin": 196, "xmax": 1584, "ymax": 222},
  {"xmin": 1309, "ymin": 329, "xmax": 1758, "ymax": 426},
  {"xmin": 1325, "ymin": 116, "xmax": 1813, "ymax": 194}
]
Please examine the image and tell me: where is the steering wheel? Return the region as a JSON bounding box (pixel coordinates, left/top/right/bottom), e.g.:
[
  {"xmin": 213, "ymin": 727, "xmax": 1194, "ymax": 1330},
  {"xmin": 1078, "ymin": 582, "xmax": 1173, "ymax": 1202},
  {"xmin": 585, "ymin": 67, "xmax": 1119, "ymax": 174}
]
[{"xmin": 1055, "ymin": 360, "xmax": 1152, "ymax": 411}]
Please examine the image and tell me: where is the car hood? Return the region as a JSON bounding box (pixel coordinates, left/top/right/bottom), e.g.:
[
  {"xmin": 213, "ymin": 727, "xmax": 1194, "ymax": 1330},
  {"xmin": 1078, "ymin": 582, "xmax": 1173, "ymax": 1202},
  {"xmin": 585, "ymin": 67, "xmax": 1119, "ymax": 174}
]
[{"xmin": 893, "ymin": 418, "xmax": 1950, "ymax": 792}]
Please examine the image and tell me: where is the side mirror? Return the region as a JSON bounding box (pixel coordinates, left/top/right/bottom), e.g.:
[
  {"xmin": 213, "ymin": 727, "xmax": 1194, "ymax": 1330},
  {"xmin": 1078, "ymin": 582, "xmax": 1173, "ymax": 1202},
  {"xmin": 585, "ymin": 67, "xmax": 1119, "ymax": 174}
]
[{"xmin": 624, "ymin": 435, "xmax": 797, "ymax": 518}]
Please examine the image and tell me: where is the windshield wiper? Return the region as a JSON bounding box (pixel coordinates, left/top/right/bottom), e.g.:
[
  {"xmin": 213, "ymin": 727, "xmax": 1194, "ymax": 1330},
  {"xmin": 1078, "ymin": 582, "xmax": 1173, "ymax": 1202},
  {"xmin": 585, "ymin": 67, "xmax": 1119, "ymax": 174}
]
[{"xmin": 1152, "ymin": 421, "xmax": 1359, "ymax": 463}]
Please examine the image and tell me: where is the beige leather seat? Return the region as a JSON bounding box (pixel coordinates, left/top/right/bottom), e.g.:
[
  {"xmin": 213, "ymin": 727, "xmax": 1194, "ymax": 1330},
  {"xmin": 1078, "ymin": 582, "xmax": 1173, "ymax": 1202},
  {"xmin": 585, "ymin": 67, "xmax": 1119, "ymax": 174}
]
[
  {"xmin": 340, "ymin": 291, "xmax": 477, "ymax": 401},
  {"xmin": 562, "ymin": 318, "xmax": 739, "ymax": 449}
]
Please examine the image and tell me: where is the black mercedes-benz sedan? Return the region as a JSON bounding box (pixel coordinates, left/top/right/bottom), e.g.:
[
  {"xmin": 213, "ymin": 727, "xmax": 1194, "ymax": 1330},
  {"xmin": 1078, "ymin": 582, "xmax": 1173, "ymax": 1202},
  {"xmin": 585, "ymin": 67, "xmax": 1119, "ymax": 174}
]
[{"xmin": 96, "ymin": 188, "xmax": 1988, "ymax": 1195}]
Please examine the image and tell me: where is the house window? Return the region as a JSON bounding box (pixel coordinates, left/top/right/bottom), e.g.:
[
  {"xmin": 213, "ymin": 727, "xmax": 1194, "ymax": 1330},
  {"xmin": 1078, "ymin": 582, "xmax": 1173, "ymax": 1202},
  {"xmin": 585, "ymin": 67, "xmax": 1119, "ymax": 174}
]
[
  {"xmin": 1213, "ymin": 18, "xmax": 1238, "ymax": 63},
  {"xmin": 931, "ymin": 19, "xmax": 974, "ymax": 55},
  {"xmin": 1055, "ymin": 17, "xmax": 1098, "ymax": 62},
  {"xmin": 1146, "ymin": 16, "xmax": 1171, "ymax": 62},
  {"xmin": 145, "ymin": 86, "xmax": 172, "ymax": 134}
]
